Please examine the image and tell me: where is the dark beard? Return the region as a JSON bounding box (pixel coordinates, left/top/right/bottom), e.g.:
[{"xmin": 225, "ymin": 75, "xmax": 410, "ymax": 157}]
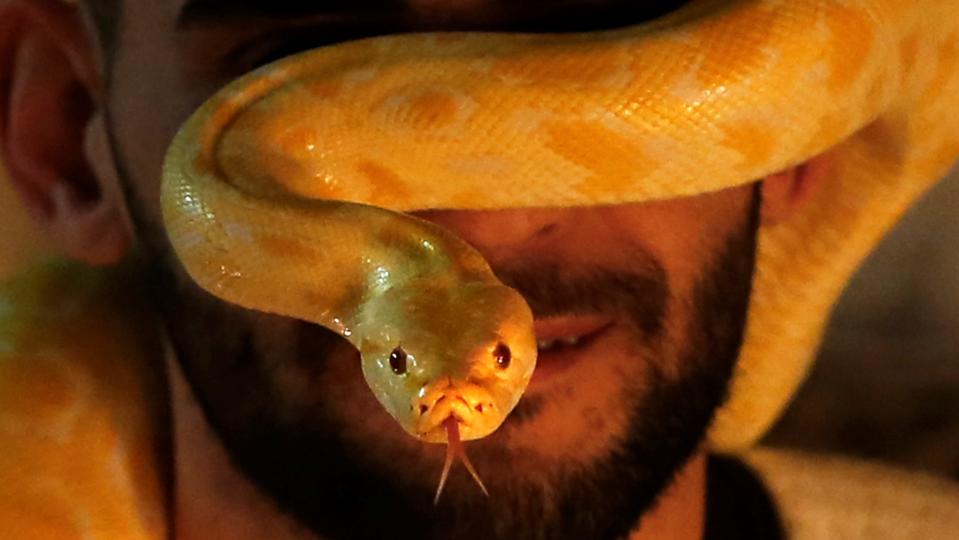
[{"xmin": 140, "ymin": 188, "xmax": 758, "ymax": 540}]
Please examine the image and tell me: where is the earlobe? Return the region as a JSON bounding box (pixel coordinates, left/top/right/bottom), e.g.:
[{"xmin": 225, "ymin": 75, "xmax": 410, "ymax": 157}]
[
  {"xmin": 760, "ymin": 154, "xmax": 831, "ymax": 227},
  {"xmin": 48, "ymin": 176, "xmax": 129, "ymax": 265},
  {"xmin": 0, "ymin": 0, "xmax": 130, "ymax": 266}
]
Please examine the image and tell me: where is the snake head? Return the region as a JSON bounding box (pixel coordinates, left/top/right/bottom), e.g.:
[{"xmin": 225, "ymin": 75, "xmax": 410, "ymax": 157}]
[{"xmin": 355, "ymin": 279, "xmax": 536, "ymax": 443}]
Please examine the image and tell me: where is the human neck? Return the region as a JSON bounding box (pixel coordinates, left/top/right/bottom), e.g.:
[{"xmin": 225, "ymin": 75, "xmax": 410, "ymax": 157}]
[
  {"xmin": 628, "ymin": 452, "xmax": 706, "ymax": 540},
  {"xmin": 167, "ymin": 351, "xmax": 321, "ymax": 540},
  {"xmin": 168, "ymin": 352, "xmax": 705, "ymax": 540}
]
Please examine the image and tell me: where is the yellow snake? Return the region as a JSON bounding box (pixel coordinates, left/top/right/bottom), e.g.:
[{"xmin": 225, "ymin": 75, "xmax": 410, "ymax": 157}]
[
  {"xmin": 160, "ymin": 0, "xmax": 959, "ymax": 495},
  {"xmin": 3, "ymin": 0, "xmax": 959, "ymax": 534}
]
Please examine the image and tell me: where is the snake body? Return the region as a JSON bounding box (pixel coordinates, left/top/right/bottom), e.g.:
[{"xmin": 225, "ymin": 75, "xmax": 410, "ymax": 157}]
[
  {"xmin": 164, "ymin": 130, "xmax": 540, "ymax": 443},
  {"xmin": 1, "ymin": 0, "xmax": 958, "ymax": 533},
  {"xmin": 162, "ymin": 0, "xmax": 959, "ymax": 447}
]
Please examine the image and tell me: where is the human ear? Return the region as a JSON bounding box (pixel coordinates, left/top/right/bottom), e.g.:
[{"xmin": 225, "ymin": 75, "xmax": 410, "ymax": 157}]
[
  {"xmin": 761, "ymin": 155, "xmax": 831, "ymax": 227},
  {"xmin": 0, "ymin": 0, "xmax": 130, "ymax": 265}
]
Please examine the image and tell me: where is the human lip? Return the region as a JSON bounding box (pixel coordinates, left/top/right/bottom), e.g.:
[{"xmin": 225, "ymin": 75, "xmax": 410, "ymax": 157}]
[{"xmin": 528, "ymin": 314, "xmax": 613, "ymax": 389}]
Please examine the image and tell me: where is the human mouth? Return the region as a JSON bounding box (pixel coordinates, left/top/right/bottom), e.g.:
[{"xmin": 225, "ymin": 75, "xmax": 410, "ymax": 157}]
[{"xmin": 528, "ymin": 314, "xmax": 613, "ymax": 389}]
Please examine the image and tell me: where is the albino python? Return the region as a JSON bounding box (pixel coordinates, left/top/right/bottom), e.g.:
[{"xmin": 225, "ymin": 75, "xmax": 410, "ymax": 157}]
[{"xmin": 3, "ymin": 0, "xmax": 959, "ymax": 535}]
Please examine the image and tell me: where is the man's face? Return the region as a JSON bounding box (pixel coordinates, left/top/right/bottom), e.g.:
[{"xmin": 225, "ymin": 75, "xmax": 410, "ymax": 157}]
[{"xmin": 98, "ymin": 1, "xmax": 758, "ymax": 538}]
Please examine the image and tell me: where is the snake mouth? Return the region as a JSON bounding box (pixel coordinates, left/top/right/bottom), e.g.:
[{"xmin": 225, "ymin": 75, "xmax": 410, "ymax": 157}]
[
  {"xmin": 419, "ymin": 413, "xmax": 469, "ymax": 441},
  {"xmin": 415, "ymin": 389, "xmax": 497, "ymax": 443},
  {"xmin": 417, "ymin": 401, "xmax": 479, "ymax": 442}
]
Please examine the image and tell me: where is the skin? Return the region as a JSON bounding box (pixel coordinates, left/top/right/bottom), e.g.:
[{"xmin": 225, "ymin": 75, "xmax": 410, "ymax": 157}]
[
  {"xmin": 164, "ymin": 91, "xmax": 541, "ymax": 443},
  {"xmin": 0, "ymin": 1, "xmax": 818, "ymax": 539}
]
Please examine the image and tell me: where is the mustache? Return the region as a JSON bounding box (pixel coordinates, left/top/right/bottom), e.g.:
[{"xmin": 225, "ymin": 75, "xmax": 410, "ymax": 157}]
[{"xmin": 491, "ymin": 255, "xmax": 669, "ymax": 337}]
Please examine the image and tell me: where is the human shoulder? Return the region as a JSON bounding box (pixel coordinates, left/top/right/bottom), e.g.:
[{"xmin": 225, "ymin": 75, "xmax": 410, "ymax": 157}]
[{"xmin": 741, "ymin": 447, "xmax": 959, "ymax": 540}]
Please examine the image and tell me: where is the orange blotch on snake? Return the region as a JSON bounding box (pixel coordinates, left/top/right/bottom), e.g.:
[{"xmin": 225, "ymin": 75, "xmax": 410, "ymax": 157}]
[
  {"xmin": 276, "ymin": 126, "xmax": 321, "ymax": 157},
  {"xmin": 800, "ymin": 110, "xmax": 852, "ymax": 158},
  {"xmin": 401, "ymin": 91, "xmax": 461, "ymax": 129},
  {"xmin": 824, "ymin": 6, "xmax": 876, "ymax": 94},
  {"xmin": 303, "ymin": 80, "xmax": 343, "ymax": 99},
  {"xmin": 356, "ymin": 160, "xmax": 413, "ymax": 203},
  {"xmin": 692, "ymin": 4, "xmax": 777, "ymax": 89},
  {"xmin": 192, "ymin": 151, "xmax": 216, "ymax": 178},
  {"xmin": 490, "ymin": 45, "xmax": 626, "ymax": 87},
  {"xmin": 254, "ymin": 233, "xmax": 320, "ymax": 261},
  {"xmin": 720, "ymin": 119, "xmax": 777, "ymax": 169},
  {"xmin": 542, "ymin": 119, "xmax": 654, "ymax": 194},
  {"xmin": 924, "ymin": 34, "xmax": 959, "ymax": 103},
  {"xmin": 898, "ymin": 32, "xmax": 922, "ymax": 82}
]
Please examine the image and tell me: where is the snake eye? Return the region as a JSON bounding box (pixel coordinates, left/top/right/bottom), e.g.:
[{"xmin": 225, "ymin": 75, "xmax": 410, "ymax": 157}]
[
  {"xmin": 493, "ymin": 342, "xmax": 511, "ymax": 369},
  {"xmin": 389, "ymin": 347, "xmax": 408, "ymax": 375}
]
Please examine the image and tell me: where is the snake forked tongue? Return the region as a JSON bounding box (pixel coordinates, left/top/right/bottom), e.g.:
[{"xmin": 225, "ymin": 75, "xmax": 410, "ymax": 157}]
[{"xmin": 434, "ymin": 416, "xmax": 489, "ymax": 504}]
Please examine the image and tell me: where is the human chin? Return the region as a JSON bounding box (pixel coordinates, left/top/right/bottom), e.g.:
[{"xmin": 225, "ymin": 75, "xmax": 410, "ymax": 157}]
[
  {"xmin": 462, "ymin": 259, "xmax": 669, "ymax": 443},
  {"xmin": 157, "ymin": 225, "xmax": 753, "ymax": 540}
]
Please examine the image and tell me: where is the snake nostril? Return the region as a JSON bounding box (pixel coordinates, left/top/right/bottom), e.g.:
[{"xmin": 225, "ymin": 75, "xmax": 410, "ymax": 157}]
[
  {"xmin": 475, "ymin": 403, "xmax": 484, "ymax": 413},
  {"xmin": 419, "ymin": 404, "xmax": 429, "ymax": 415}
]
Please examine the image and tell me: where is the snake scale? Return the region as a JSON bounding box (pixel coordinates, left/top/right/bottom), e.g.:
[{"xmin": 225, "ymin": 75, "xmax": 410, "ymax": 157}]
[
  {"xmin": 3, "ymin": 0, "xmax": 959, "ymax": 529},
  {"xmin": 159, "ymin": 0, "xmax": 959, "ymax": 495}
]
